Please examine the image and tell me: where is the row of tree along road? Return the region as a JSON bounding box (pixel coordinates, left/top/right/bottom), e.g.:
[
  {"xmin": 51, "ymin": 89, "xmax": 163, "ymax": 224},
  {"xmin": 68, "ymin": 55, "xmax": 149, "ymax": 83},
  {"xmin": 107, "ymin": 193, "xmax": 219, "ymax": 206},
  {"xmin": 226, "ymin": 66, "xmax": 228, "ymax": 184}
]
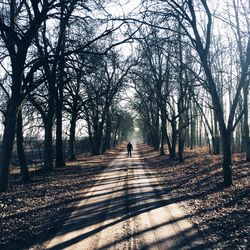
[{"xmin": 0, "ymin": 0, "xmax": 249, "ymax": 191}]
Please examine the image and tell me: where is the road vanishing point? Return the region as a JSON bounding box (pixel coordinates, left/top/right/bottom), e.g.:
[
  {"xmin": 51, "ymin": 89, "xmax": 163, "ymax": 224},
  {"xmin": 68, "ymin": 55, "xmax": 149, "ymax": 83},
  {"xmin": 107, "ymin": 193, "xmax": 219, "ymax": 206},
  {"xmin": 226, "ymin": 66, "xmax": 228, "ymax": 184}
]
[{"xmin": 44, "ymin": 145, "xmax": 207, "ymax": 250}]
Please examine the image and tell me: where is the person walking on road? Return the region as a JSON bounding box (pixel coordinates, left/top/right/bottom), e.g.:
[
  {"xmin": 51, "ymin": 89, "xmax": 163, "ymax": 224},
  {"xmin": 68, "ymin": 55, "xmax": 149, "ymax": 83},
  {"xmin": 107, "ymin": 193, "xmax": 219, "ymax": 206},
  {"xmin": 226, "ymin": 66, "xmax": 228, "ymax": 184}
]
[{"xmin": 127, "ymin": 142, "xmax": 133, "ymax": 158}]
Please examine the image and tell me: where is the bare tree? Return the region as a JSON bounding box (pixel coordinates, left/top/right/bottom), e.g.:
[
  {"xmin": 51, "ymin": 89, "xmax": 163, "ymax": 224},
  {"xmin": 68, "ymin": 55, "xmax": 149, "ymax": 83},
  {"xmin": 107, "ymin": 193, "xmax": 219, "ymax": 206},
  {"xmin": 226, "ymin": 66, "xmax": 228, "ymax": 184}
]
[
  {"xmin": 230, "ymin": 0, "xmax": 250, "ymax": 161},
  {"xmin": 154, "ymin": 0, "xmax": 250, "ymax": 187},
  {"xmin": 84, "ymin": 51, "xmax": 134, "ymax": 155},
  {"xmin": 0, "ymin": 0, "xmax": 61, "ymax": 191}
]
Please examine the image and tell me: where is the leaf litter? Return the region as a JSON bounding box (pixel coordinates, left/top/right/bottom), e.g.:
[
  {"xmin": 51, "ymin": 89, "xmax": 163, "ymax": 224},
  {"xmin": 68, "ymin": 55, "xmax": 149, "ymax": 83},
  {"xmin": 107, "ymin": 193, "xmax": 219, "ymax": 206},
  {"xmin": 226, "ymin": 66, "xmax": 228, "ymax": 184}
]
[
  {"xmin": 139, "ymin": 144, "xmax": 249, "ymax": 250},
  {"xmin": 0, "ymin": 145, "xmax": 122, "ymax": 250}
]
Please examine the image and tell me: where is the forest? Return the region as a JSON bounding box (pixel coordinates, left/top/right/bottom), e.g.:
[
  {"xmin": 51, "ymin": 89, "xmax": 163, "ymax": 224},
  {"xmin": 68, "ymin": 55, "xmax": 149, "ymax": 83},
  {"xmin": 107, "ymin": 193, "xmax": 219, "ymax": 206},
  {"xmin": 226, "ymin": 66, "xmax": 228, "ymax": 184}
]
[
  {"xmin": 1, "ymin": 0, "xmax": 249, "ymax": 190},
  {"xmin": 0, "ymin": 0, "xmax": 249, "ymax": 249}
]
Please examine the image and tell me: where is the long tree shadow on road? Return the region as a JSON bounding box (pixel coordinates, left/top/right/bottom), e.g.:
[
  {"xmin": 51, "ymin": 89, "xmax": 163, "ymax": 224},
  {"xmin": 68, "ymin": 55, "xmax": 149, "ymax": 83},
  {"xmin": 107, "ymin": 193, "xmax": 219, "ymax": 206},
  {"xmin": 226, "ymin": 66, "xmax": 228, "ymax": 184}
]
[{"xmin": 42, "ymin": 155, "xmax": 211, "ymax": 250}]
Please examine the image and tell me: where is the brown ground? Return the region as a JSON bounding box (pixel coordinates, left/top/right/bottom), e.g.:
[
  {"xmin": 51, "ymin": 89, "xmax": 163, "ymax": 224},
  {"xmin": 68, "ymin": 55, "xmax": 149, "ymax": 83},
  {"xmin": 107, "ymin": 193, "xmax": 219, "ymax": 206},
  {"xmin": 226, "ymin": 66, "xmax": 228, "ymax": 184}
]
[
  {"xmin": 44, "ymin": 144, "xmax": 206, "ymax": 250},
  {"xmin": 139, "ymin": 144, "xmax": 249, "ymax": 249},
  {"xmin": 0, "ymin": 144, "xmax": 249, "ymax": 250},
  {"xmin": 0, "ymin": 145, "xmax": 123, "ymax": 250}
]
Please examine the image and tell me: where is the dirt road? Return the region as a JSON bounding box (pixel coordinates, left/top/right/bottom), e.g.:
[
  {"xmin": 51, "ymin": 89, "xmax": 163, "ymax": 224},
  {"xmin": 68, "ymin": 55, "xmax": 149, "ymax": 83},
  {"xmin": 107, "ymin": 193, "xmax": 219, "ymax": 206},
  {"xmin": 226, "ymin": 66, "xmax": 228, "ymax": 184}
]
[{"xmin": 44, "ymin": 145, "xmax": 207, "ymax": 249}]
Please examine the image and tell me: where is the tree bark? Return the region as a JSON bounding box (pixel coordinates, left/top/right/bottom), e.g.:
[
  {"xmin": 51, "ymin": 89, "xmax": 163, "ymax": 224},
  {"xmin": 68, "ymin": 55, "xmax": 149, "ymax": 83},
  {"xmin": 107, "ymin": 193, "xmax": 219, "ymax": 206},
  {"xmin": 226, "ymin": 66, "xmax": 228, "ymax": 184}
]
[
  {"xmin": 92, "ymin": 130, "xmax": 103, "ymax": 155},
  {"xmin": 92, "ymin": 120, "xmax": 104, "ymax": 155},
  {"xmin": 178, "ymin": 119, "xmax": 184, "ymax": 162},
  {"xmin": 0, "ymin": 59, "xmax": 24, "ymax": 191},
  {"xmin": 0, "ymin": 97, "xmax": 19, "ymax": 191},
  {"xmin": 190, "ymin": 108, "xmax": 195, "ymax": 150},
  {"xmin": 68, "ymin": 113, "xmax": 77, "ymax": 161},
  {"xmin": 160, "ymin": 111, "xmax": 166, "ymax": 155},
  {"xmin": 211, "ymin": 136, "xmax": 220, "ymax": 155},
  {"xmin": 221, "ymin": 129, "xmax": 233, "ymax": 187},
  {"xmin": 43, "ymin": 117, "xmax": 54, "ymax": 171},
  {"xmin": 55, "ymin": 85, "xmax": 65, "ymax": 168},
  {"xmin": 170, "ymin": 119, "xmax": 177, "ymax": 159},
  {"xmin": 112, "ymin": 116, "xmax": 121, "ymax": 147},
  {"xmin": 177, "ymin": 19, "xmax": 184, "ymax": 163},
  {"xmin": 212, "ymin": 116, "xmax": 220, "ymax": 154},
  {"xmin": 55, "ymin": 2, "xmax": 67, "ymax": 168},
  {"xmin": 102, "ymin": 115, "xmax": 111, "ymax": 153},
  {"xmin": 243, "ymin": 79, "xmax": 250, "ymax": 161},
  {"xmin": 16, "ymin": 109, "xmax": 30, "ymax": 183},
  {"xmin": 153, "ymin": 106, "xmax": 160, "ymax": 151}
]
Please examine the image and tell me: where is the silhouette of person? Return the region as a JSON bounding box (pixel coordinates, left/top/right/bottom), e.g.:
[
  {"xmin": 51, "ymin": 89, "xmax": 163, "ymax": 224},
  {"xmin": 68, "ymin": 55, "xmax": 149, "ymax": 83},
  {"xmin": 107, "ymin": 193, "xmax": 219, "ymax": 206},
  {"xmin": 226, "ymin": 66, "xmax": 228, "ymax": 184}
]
[{"xmin": 127, "ymin": 142, "xmax": 133, "ymax": 157}]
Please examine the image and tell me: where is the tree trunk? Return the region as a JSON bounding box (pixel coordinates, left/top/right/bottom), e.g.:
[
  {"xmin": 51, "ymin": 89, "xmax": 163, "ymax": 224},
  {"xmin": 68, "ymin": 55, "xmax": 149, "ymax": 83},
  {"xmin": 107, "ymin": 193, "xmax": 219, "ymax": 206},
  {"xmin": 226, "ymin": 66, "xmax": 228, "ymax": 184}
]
[
  {"xmin": 165, "ymin": 131, "xmax": 172, "ymax": 157},
  {"xmin": 85, "ymin": 109, "xmax": 94, "ymax": 153},
  {"xmin": 68, "ymin": 113, "xmax": 77, "ymax": 161},
  {"xmin": 178, "ymin": 122, "xmax": 184, "ymax": 162},
  {"xmin": 205, "ymin": 128, "xmax": 212, "ymax": 154},
  {"xmin": 199, "ymin": 116, "xmax": 202, "ymax": 147},
  {"xmin": 246, "ymin": 139, "xmax": 250, "ymax": 162},
  {"xmin": 55, "ymin": 30, "xmax": 66, "ymax": 168},
  {"xmin": 92, "ymin": 125, "xmax": 104, "ymax": 155},
  {"xmin": 221, "ymin": 130, "xmax": 233, "ymax": 187},
  {"xmin": 171, "ymin": 133, "xmax": 177, "ymax": 159},
  {"xmin": 112, "ymin": 117, "xmax": 120, "ymax": 147},
  {"xmin": 160, "ymin": 112, "xmax": 166, "ymax": 156},
  {"xmin": 0, "ymin": 60, "xmax": 24, "ymax": 192},
  {"xmin": 102, "ymin": 116, "xmax": 111, "ymax": 153},
  {"xmin": 16, "ymin": 109, "xmax": 30, "ymax": 183},
  {"xmin": 212, "ymin": 134, "xmax": 220, "ymax": 155},
  {"xmin": 190, "ymin": 104, "xmax": 196, "ymax": 150},
  {"xmin": 55, "ymin": 83, "xmax": 65, "ymax": 168},
  {"xmin": 240, "ymin": 119, "xmax": 244, "ymax": 152},
  {"xmin": 243, "ymin": 79, "xmax": 250, "ymax": 161},
  {"xmin": 43, "ymin": 118, "xmax": 54, "ymax": 171},
  {"xmin": 0, "ymin": 98, "xmax": 19, "ymax": 192},
  {"xmin": 93, "ymin": 136, "xmax": 102, "ymax": 155},
  {"xmin": 169, "ymin": 119, "xmax": 177, "ymax": 159},
  {"xmin": 153, "ymin": 107, "xmax": 160, "ymax": 151},
  {"xmin": 177, "ymin": 20, "xmax": 184, "ymax": 163}
]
